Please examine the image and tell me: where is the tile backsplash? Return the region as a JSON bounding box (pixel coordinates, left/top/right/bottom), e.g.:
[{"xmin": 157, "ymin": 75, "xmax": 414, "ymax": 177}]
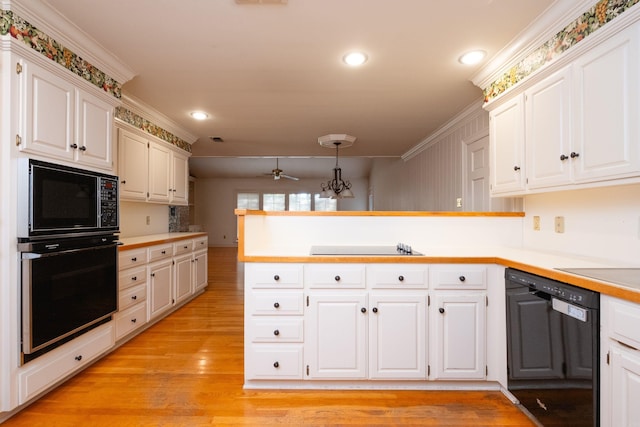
[{"xmin": 169, "ymin": 205, "xmax": 190, "ymax": 232}]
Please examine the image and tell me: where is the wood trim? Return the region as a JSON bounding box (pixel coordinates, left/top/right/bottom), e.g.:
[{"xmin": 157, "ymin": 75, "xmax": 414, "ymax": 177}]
[
  {"xmin": 237, "ymin": 215, "xmax": 246, "ymax": 262},
  {"xmin": 234, "ymin": 209, "xmax": 525, "ymax": 218}
]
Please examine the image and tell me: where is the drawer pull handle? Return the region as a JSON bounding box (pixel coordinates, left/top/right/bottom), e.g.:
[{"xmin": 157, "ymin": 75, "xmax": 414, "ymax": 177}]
[
  {"xmin": 132, "ymin": 276, "xmax": 137, "ymax": 281},
  {"xmin": 70, "ymin": 143, "xmax": 78, "ymax": 149},
  {"xmin": 570, "ymin": 152, "xmax": 580, "ymax": 158},
  {"xmin": 398, "ymin": 275, "xmax": 404, "ymax": 282},
  {"xmin": 513, "ymin": 165, "xmax": 521, "ymax": 171},
  {"xmin": 131, "ymin": 318, "xmax": 137, "ymax": 323},
  {"xmin": 75, "ymin": 355, "xmax": 83, "ymax": 361},
  {"xmin": 274, "ymin": 302, "xmax": 280, "ymax": 308},
  {"xmin": 361, "ymin": 307, "xmax": 367, "ymax": 313},
  {"xmin": 131, "ymin": 295, "xmax": 137, "ymax": 300},
  {"xmin": 439, "ymin": 307, "xmax": 445, "ymax": 314},
  {"xmin": 183, "ymin": 245, "xmax": 188, "ymax": 249},
  {"xmin": 79, "ymin": 145, "xmax": 87, "ymax": 152},
  {"xmin": 372, "ymin": 307, "xmax": 378, "ymax": 313},
  {"xmin": 273, "ymin": 329, "xmax": 280, "ymax": 336},
  {"xmin": 560, "ymin": 154, "xmax": 569, "ymax": 161},
  {"xmin": 334, "ymin": 275, "xmax": 341, "ymax": 282},
  {"xmin": 459, "ymin": 276, "xmax": 466, "ymax": 282},
  {"xmin": 131, "ymin": 257, "xmax": 137, "ymax": 262},
  {"xmin": 161, "ymin": 250, "xmax": 166, "ymax": 254},
  {"xmin": 273, "ymin": 361, "xmax": 279, "ymax": 368},
  {"xmin": 274, "ymin": 275, "xmax": 280, "ymax": 281}
]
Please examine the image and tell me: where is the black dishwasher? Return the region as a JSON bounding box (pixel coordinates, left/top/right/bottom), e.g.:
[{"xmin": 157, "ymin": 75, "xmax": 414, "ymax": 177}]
[{"xmin": 505, "ymin": 268, "xmax": 599, "ymax": 427}]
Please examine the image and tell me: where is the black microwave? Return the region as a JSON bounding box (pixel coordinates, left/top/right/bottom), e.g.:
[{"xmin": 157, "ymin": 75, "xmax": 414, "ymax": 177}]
[{"xmin": 18, "ymin": 159, "xmax": 119, "ymax": 240}]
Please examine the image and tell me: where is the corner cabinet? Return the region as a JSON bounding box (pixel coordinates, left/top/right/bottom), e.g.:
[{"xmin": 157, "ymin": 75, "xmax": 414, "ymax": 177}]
[
  {"xmin": 117, "ymin": 126, "xmax": 190, "ymax": 205},
  {"xmin": 487, "ymin": 21, "xmax": 640, "ymax": 196},
  {"xmin": 244, "ymin": 262, "xmax": 491, "ymax": 387},
  {"xmin": 16, "ymin": 55, "xmax": 115, "ymax": 171}
]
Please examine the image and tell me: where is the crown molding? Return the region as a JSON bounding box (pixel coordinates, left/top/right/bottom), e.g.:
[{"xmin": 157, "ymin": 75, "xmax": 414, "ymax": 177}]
[
  {"xmin": 7, "ymin": 0, "xmax": 136, "ymax": 84},
  {"xmin": 470, "ymin": 0, "xmax": 595, "ymax": 90}
]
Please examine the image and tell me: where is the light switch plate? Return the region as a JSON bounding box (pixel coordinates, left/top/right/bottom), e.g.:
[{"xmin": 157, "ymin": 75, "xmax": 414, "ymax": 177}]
[{"xmin": 555, "ymin": 216, "xmax": 564, "ymax": 233}]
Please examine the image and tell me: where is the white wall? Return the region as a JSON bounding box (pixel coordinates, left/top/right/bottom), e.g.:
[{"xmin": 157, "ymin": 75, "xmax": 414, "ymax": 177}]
[
  {"xmin": 522, "ymin": 184, "xmax": 640, "ymax": 265},
  {"xmin": 193, "ymin": 177, "xmax": 369, "ymax": 247},
  {"xmin": 119, "ymin": 201, "xmax": 170, "ymax": 238}
]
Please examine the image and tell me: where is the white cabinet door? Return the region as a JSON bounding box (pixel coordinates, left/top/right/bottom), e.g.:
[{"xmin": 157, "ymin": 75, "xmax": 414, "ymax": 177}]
[
  {"xmin": 573, "ymin": 23, "xmax": 640, "ymax": 182},
  {"xmin": 75, "ymin": 90, "xmax": 113, "ymax": 170},
  {"xmin": 193, "ymin": 250, "xmax": 208, "ymax": 292},
  {"xmin": 611, "ymin": 344, "xmax": 640, "ymax": 427},
  {"xmin": 525, "ymin": 66, "xmax": 573, "ymax": 189},
  {"xmin": 306, "ymin": 293, "xmax": 367, "ymax": 379},
  {"xmin": 431, "ymin": 293, "xmax": 486, "ymax": 380},
  {"xmin": 170, "ymin": 150, "xmax": 189, "ymax": 205},
  {"xmin": 117, "ymin": 129, "xmax": 148, "ymax": 201},
  {"xmin": 147, "ymin": 141, "xmax": 171, "ymax": 203},
  {"xmin": 369, "ymin": 293, "xmax": 427, "ymax": 379},
  {"xmin": 489, "ymin": 95, "xmax": 525, "ymax": 195},
  {"xmin": 174, "ymin": 253, "xmax": 193, "ymax": 305},
  {"xmin": 148, "ymin": 259, "xmax": 173, "ymax": 319},
  {"xmin": 20, "ymin": 59, "xmax": 75, "ymax": 160}
]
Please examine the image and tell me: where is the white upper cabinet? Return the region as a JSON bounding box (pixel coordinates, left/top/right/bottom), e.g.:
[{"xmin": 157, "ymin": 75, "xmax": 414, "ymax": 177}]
[
  {"xmin": 489, "ymin": 94, "xmax": 525, "ymax": 195},
  {"xmin": 572, "ymin": 23, "xmax": 640, "ymax": 183},
  {"xmin": 17, "ymin": 56, "xmax": 115, "ymax": 171},
  {"xmin": 525, "ymin": 66, "xmax": 573, "ymax": 189},
  {"xmin": 147, "ymin": 141, "xmax": 172, "ymax": 203},
  {"xmin": 118, "ymin": 129, "xmax": 148, "ymax": 200}
]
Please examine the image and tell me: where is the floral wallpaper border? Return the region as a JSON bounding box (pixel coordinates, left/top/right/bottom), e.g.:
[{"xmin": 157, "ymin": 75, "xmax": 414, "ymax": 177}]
[
  {"xmin": 484, "ymin": 0, "xmax": 640, "ymax": 103},
  {"xmin": 0, "ymin": 9, "xmax": 122, "ymax": 99},
  {"xmin": 116, "ymin": 107, "xmax": 192, "ymax": 154}
]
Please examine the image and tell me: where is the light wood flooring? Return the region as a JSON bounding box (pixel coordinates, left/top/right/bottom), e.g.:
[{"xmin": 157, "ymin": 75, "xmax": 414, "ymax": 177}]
[{"xmin": 2, "ymin": 247, "xmax": 535, "ymax": 426}]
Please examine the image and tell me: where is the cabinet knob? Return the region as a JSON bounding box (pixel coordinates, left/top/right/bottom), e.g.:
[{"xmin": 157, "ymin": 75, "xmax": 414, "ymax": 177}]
[
  {"xmin": 79, "ymin": 146, "xmax": 87, "ymax": 151},
  {"xmin": 161, "ymin": 250, "xmax": 166, "ymax": 254},
  {"xmin": 361, "ymin": 307, "xmax": 367, "ymax": 313},
  {"xmin": 398, "ymin": 275, "xmax": 404, "ymax": 282},
  {"xmin": 459, "ymin": 276, "xmax": 466, "ymax": 282},
  {"xmin": 131, "ymin": 257, "xmax": 137, "ymax": 262},
  {"xmin": 439, "ymin": 307, "xmax": 445, "ymax": 314},
  {"xmin": 131, "ymin": 295, "xmax": 137, "ymax": 300},
  {"xmin": 274, "ymin": 302, "xmax": 280, "ymax": 308},
  {"xmin": 570, "ymin": 152, "xmax": 580, "ymax": 158},
  {"xmin": 372, "ymin": 307, "xmax": 378, "ymax": 313},
  {"xmin": 70, "ymin": 143, "xmax": 78, "ymax": 149},
  {"xmin": 151, "ymin": 273, "xmax": 155, "ymax": 277},
  {"xmin": 273, "ymin": 361, "xmax": 279, "ymax": 368},
  {"xmin": 513, "ymin": 166, "xmax": 521, "ymax": 171},
  {"xmin": 273, "ymin": 329, "xmax": 280, "ymax": 336},
  {"xmin": 334, "ymin": 275, "xmax": 341, "ymax": 282},
  {"xmin": 132, "ymin": 276, "xmax": 137, "ymax": 281},
  {"xmin": 560, "ymin": 154, "xmax": 569, "ymax": 161},
  {"xmin": 75, "ymin": 355, "xmax": 83, "ymax": 361},
  {"xmin": 122, "ymin": 180, "xmax": 127, "ymax": 184},
  {"xmin": 131, "ymin": 318, "xmax": 137, "ymax": 323},
  {"xmin": 273, "ymin": 275, "xmax": 280, "ymax": 281}
]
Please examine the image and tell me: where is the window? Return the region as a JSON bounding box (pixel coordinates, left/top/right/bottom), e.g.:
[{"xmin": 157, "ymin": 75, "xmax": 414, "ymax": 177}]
[
  {"xmin": 263, "ymin": 193, "xmax": 285, "ymax": 211},
  {"xmin": 314, "ymin": 194, "xmax": 337, "ymax": 211},
  {"xmin": 237, "ymin": 193, "xmax": 260, "ymax": 210},
  {"xmin": 289, "ymin": 193, "xmax": 311, "ymax": 211}
]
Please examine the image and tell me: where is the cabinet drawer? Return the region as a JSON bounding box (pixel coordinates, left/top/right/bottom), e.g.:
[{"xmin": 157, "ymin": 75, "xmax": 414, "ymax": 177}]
[
  {"xmin": 430, "ymin": 265, "xmax": 487, "ymax": 289},
  {"xmin": 306, "ymin": 264, "xmax": 366, "ymax": 288},
  {"xmin": 148, "ymin": 243, "xmax": 173, "ymax": 262},
  {"xmin": 609, "ymin": 299, "xmax": 640, "ymax": 349},
  {"xmin": 114, "ymin": 303, "xmax": 147, "ymax": 340},
  {"xmin": 18, "ymin": 324, "xmax": 113, "ymax": 404},
  {"xmin": 118, "ymin": 248, "xmax": 148, "ymax": 269},
  {"xmin": 118, "ymin": 283, "xmax": 147, "ymax": 311},
  {"xmin": 367, "ymin": 264, "xmax": 428, "ymax": 288},
  {"xmin": 119, "ymin": 266, "xmax": 147, "ymax": 290},
  {"xmin": 173, "ymin": 240, "xmax": 193, "ymax": 256},
  {"xmin": 193, "ymin": 236, "xmax": 208, "ymax": 250},
  {"xmin": 245, "ymin": 345, "xmax": 303, "ymax": 379},
  {"xmin": 246, "ymin": 264, "xmax": 303, "ymax": 289},
  {"xmin": 249, "ymin": 292, "xmax": 304, "ymax": 315},
  {"xmin": 249, "ymin": 318, "xmax": 304, "ymax": 343}
]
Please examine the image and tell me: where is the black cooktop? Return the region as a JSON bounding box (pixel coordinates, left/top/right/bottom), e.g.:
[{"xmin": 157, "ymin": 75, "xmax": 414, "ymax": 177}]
[{"xmin": 557, "ymin": 268, "xmax": 640, "ymax": 290}]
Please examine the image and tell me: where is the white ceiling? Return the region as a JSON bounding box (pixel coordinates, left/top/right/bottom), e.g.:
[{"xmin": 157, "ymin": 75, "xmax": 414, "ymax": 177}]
[{"xmin": 40, "ymin": 0, "xmax": 557, "ymax": 179}]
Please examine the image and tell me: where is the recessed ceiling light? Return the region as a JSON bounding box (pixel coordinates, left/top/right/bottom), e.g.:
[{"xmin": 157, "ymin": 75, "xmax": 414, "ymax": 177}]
[
  {"xmin": 458, "ymin": 50, "xmax": 486, "ymax": 65},
  {"xmin": 343, "ymin": 51, "xmax": 368, "ymax": 66},
  {"xmin": 190, "ymin": 111, "xmax": 209, "ymax": 120}
]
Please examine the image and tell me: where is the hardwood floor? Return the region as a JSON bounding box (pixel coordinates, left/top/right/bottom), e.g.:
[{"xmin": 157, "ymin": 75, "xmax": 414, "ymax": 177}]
[{"xmin": 3, "ymin": 247, "xmax": 535, "ymax": 426}]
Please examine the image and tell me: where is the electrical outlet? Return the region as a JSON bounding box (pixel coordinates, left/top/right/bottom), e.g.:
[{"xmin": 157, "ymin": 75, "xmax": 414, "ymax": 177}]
[
  {"xmin": 456, "ymin": 198, "xmax": 462, "ymax": 208},
  {"xmin": 554, "ymin": 216, "xmax": 564, "ymax": 233},
  {"xmin": 533, "ymin": 216, "xmax": 540, "ymax": 231},
  {"xmin": 146, "ymin": 215, "xmax": 150, "ymax": 225}
]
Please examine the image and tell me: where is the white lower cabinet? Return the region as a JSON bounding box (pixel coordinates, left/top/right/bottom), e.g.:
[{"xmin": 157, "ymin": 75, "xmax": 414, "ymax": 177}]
[
  {"xmin": 174, "ymin": 253, "xmax": 193, "ymax": 306},
  {"xmin": 148, "ymin": 258, "xmax": 173, "ymax": 319},
  {"xmin": 116, "ymin": 249, "xmax": 149, "ymax": 340},
  {"xmin": 610, "ymin": 343, "xmax": 640, "ymax": 427}
]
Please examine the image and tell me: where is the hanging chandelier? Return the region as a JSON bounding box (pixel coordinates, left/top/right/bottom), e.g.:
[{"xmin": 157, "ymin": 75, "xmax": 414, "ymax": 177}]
[{"xmin": 318, "ymin": 134, "xmax": 355, "ymax": 199}]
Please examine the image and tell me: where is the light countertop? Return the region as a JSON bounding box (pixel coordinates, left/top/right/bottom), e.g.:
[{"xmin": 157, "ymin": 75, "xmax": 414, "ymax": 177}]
[{"xmin": 118, "ymin": 232, "xmax": 207, "ymax": 250}]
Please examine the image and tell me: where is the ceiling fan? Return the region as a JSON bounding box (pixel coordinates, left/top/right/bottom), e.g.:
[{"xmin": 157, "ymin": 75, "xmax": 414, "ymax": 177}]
[{"xmin": 263, "ymin": 158, "xmax": 299, "ymax": 181}]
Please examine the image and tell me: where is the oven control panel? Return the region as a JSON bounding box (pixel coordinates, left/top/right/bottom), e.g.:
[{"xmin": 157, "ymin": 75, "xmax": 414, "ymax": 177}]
[{"xmin": 99, "ymin": 177, "xmax": 118, "ymax": 228}]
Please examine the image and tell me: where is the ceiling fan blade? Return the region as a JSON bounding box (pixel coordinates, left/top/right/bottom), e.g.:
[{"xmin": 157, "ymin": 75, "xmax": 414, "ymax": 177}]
[{"xmin": 281, "ymin": 174, "xmax": 299, "ymax": 181}]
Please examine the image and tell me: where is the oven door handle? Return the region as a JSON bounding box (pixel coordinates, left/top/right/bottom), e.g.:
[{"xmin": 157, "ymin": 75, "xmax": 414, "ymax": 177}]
[{"xmin": 21, "ymin": 243, "xmax": 118, "ymax": 259}]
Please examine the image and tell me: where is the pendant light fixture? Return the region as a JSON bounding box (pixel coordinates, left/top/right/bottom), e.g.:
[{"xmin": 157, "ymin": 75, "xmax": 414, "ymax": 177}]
[{"xmin": 318, "ymin": 134, "xmax": 356, "ymax": 199}]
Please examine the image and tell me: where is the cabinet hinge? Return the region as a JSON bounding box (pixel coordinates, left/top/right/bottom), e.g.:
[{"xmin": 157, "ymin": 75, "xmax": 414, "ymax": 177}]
[
  {"xmin": 606, "ymin": 351, "xmax": 610, "ymax": 365},
  {"xmin": 306, "ymin": 365, "xmax": 309, "ymax": 376},
  {"xmin": 427, "ymin": 365, "xmax": 430, "ymax": 377},
  {"xmin": 16, "ymin": 62, "xmax": 22, "ymax": 74},
  {"xmin": 486, "ymin": 366, "xmax": 488, "ymax": 376},
  {"xmin": 486, "ymin": 295, "xmax": 488, "ymax": 306},
  {"xmin": 15, "ymin": 134, "xmax": 22, "ymax": 146},
  {"xmin": 427, "ymin": 295, "xmax": 430, "ymax": 306},
  {"xmin": 306, "ymin": 295, "xmax": 309, "ymax": 307}
]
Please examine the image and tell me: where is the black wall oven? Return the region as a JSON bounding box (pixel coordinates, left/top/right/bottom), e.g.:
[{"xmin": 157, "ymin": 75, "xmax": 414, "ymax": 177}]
[
  {"xmin": 18, "ymin": 159, "xmax": 120, "ymax": 364},
  {"xmin": 505, "ymin": 268, "xmax": 599, "ymax": 427}
]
